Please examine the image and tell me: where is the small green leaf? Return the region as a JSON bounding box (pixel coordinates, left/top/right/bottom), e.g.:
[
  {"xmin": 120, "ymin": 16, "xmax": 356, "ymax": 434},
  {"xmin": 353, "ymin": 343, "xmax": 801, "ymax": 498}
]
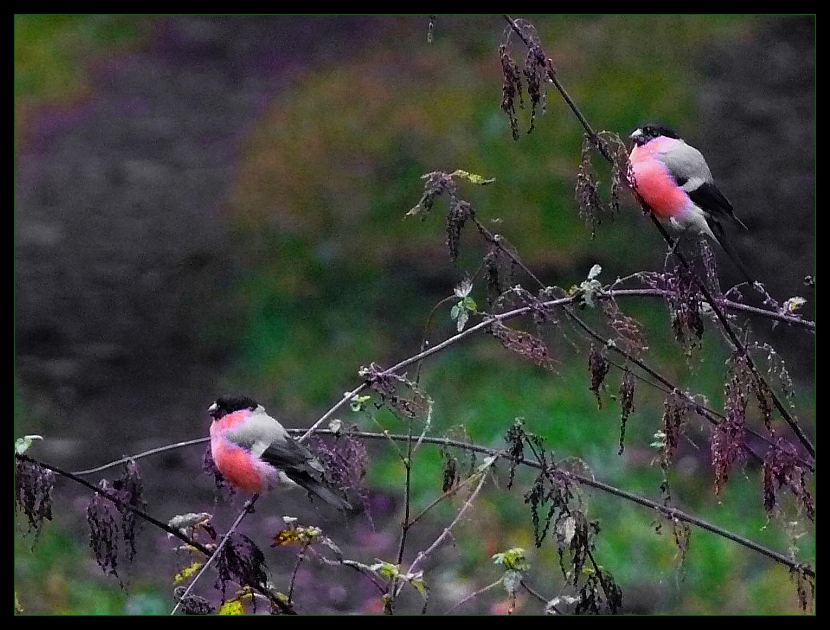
[
  {"xmin": 784, "ymin": 296, "xmax": 806, "ymax": 312},
  {"xmin": 408, "ymin": 571, "xmax": 428, "ymax": 596},
  {"xmin": 369, "ymin": 560, "xmax": 400, "ymax": 580},
  {"xmin": 15, "ymin": 435, "xmax": 43, "ymax": 455},
  {"xmin": 449, "ymin": 169, "xmax": 495, "ymax": 185},
  {"xmin": 492, "ymin": 547, "xmax": 529, "ymax": 571},
  {"xmin": 350, "ymin": 394, "xmax": 372, "ymax": 412}
]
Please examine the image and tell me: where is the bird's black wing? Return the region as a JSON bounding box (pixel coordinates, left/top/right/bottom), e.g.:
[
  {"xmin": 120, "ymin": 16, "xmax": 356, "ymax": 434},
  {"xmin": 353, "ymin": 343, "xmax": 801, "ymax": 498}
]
[
  {"xmin": 260, "ymin": 438, "xmax": 354, "ymax": 512},
  {"xmin": 688, "ymin": 182, "xmax": 748, "ymax": 230},
  {"xmin": 260, "ymin": 437, "xmax": 320, "ymax": 470}
]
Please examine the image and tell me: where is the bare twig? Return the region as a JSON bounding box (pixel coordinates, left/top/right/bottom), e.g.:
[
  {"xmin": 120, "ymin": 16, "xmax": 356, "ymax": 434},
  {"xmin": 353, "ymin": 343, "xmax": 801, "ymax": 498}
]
[
  {"xmin": 443, "ymin": 579, "xmax": 503, "ymax": 614},
  {"xmin": 287, "ymin": 541, "xmax": 310, "ymax": 604},
  {"xmin": 521, "ymin": 580, "xmax": 558, "ymax": 612},
  {"xmin": 402, "ymin": 456, "xmax": 496, "ymax": 586}
]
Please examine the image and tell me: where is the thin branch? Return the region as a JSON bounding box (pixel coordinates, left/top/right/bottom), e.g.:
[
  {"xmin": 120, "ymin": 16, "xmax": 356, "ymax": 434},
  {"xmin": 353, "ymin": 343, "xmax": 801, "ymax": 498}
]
[
  {"xmin": 18, "ymin": 454, "xmax": 213, "ymax": 557},
  {"xmin": 287, "ymin": 541, "xmax": 310, "ymax": 605},
  {"xmin": 521, "ymin": 580, "xmax": 558, "ymax": 612},
  {"xmin": 503, "ymin": 15, "xmax": 611, "ymax": 161},
  {"xmin": 443, "ymin": 579, "xmax": 503, "ymax": 614},
  {"xmin": 299, "ymin": 383, "xmax": 369, "ymax": 443},
  {"xmin": 396, "ymin": 420, "xmax": 415, "ymax": 567},
  {"xmin": 403, "ymin": 456, "xmax": 496, "ymax": 583},
  {"xmin": 408, "ymin": 468, "xmax": 482, "ymax": 530},
  {"xmin": 72, "ymin": 438, "xmax": 209, "ymax": 475},
  {"xmin": 610, "ymin": 288, "xmax": 814, "ymax": 331},
  {"xmin": 307, "ymin": 547, "xmax": 386, "ymax": 593}
]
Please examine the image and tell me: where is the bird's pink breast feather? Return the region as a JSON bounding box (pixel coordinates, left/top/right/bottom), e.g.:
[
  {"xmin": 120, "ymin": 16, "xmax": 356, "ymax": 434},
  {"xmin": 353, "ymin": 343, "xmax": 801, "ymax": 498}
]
[
  {"xmin": 210, "ymin": 409, "xmax": 272, "ymax": 493},
  {"xmin": 629, "ymin": 140, "xmax": 690, "ymax": 220}
]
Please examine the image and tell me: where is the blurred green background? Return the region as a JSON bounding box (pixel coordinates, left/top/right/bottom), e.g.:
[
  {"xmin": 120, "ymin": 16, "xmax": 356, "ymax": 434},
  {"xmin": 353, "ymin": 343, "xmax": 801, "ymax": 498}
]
[{"xmin": 15, "ymin": 15, "xmax": 814, "ymax": 614}]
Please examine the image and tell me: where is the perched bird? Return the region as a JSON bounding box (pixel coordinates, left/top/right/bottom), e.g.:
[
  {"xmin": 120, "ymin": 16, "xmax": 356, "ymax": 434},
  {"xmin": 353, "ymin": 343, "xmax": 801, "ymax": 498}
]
[
  {"xmin": 208, "ymin": 395, "xmax": 352, "ymax": 511},
  {"xmin": 628, "ymin": 123, "xmax": 752, "ymax": 282}
]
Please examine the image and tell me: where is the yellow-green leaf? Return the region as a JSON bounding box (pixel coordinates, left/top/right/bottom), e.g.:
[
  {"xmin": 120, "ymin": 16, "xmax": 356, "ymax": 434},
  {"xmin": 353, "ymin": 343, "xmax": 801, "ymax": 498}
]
[
  {"xmin": 173, "ymin": 561, "xmax": 203, "ymax": 584},
  {"xmin": 449, "ymin": 169, "xmax": 495, "ymax": 185},
  {"xmin": 218, "ymin": 599, "xmax": 245, "ymax": 615}
]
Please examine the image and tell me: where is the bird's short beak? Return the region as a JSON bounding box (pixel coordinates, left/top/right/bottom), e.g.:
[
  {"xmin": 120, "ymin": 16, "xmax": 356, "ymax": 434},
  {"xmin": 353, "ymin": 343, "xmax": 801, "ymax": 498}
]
[
  {"xmin": 208, "ymin": 402, "xmax": 218, "ymax": 418},
  {"xmin": 629, "ymin": 128, "xmax": 642, "ymax": 140}
]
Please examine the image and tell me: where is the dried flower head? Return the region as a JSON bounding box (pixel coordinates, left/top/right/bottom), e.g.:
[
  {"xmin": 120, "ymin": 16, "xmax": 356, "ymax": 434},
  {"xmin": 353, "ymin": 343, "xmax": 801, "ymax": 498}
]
[
  {"xmin": 360, "ymin": 363, "xmax": 429, "ymax": 419},
  {"xmin": 587, "ymin": 344, "xmax": 610, "ymax": 409},
  {"xmin": 86, "ymin": 462, "xmax": 146, "ymax": 579},
  {"xmin": 215, "ymin": 534, "xmax": 268, "ymax": 600},
  {"xmin": 617, "ymin": 370, "xmax": 636, "ymax": 455},
  {"xmin": 763, "ymin": 440, "xmax": 814, "ymax": 522},
  {"xmin": 15, "ymin": 456, "xmax": 54, "ymax": 539},
  {"xmin": 711, "ymin": 352, "xmax": 750, "ymax": 494},
  {"xmin": 490, "ymin": 321, "xmax": 554, "ymax": 370}
]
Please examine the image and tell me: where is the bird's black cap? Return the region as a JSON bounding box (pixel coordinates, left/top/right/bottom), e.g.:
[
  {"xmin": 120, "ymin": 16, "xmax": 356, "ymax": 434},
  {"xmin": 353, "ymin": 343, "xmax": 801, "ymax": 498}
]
[
  {"xmin": 209, "ymin": 395, "xmax": 259, "ymax": 420},
  {"xmin": 630, "ymin": 122, "xmax": 680, "ymax": 145}
]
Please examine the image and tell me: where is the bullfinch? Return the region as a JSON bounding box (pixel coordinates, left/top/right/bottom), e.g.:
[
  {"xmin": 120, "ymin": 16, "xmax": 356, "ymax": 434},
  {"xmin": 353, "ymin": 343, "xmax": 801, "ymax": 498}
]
[
  {"xmin": 208, "ymin": 395, "xmax": 352, "ymax": 512},
  {"xmin": 628, "ymin": 123, "xmax": 752, "ymax": 282}
]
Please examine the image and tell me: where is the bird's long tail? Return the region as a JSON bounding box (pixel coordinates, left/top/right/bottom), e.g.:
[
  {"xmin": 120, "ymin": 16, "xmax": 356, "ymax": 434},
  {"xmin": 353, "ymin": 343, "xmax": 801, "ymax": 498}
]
[
  {"xmin": 285, "ymin": 469, "xmax": 358, "ymax": 514},
  {"xmin": 708, "ymin": 219, "xmax": 754, "ymax": 284}
]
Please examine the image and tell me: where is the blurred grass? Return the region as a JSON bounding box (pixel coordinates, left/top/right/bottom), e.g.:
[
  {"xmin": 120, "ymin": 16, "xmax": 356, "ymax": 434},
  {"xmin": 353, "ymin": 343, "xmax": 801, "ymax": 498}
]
[
  {"xmin": 15, "ymin": 526, "xmax": 168, "ymax": 614},
  {"xmin": 15, "ymin": 15, "xmax": 813, "ymax": 614}
]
